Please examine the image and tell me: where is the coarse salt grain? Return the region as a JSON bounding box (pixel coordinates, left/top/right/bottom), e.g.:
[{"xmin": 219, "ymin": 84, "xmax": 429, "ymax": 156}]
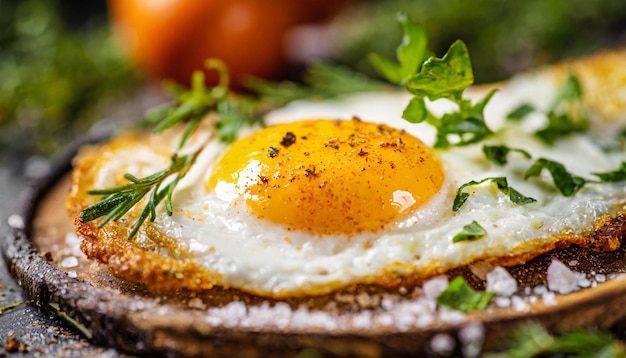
[
  {"xmin": 429, "ymin": 333, "xmax": 456, "ymax": 356},
  {"xmin": 422, "ymin": 275, "xmax": 449, "ymax": 299},
  {"xmin": 486, "ymin": 266, "xmax": 518, "ymax": 296},
  {"xmin": 60, "ymin": 256, "xmax": 79, "ymax": 268},
  {"xmin": 494, "ymin": 296, "xmax": 511, "ymax": 308},
  {"xmin": 547, "ymin": 259, "xmax": 580, "ymax": 294},
  {"xmin": 7, "ymin": 214, "xmax": 24, "ymax": 229},
  {"xmin": 542, "ymin": 291, "xmax": 557, "ymax": 306}
]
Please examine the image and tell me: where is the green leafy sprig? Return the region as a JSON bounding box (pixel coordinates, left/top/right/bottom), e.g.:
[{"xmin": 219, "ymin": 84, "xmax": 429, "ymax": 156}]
[
  {"xmin": 452, "ymin": 220, "xmax": 488, "ymax": 243},
  {"xmin": 79, "ymin": 59, "xmax": 260, "ymax": 239},
  {"xmin": 436, "ymin": 276, "xmax": 495, "ymax": 312},
  {"xmin": 367, "ymin": 13, "xmax": 496, "ymax": 149},
  {"xmin": 485, "ymin": 322, "xmax": 626, "ymax": 358},
  {"xmin": 246, "ymin": 62, "xmax": 391, "ymax": 108},
  {"xmin": 453, "ymin": 176, "xmax": 536, "ymax": 212},
  {"xmin": 506, "ymin": 73, "xmax": 588, "ymax": 144}
]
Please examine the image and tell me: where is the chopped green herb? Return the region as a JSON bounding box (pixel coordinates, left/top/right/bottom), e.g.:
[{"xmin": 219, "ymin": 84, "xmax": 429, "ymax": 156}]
[
  {"xmin": 397, "ymin": 39, "xmax": 496, "ymax": 148},
  {"xmin": 453, "ymin": 177, "xmax": 536, "ymax": 212},
  {"xmin": 524, "ymin": 158, "xmax": 587, "ymax": 196},
  {"xmin": 506, "ymin": 103, "xmax": 535, "ymax": 121},
  {"xmin": 555, "ymin": 73, "xmax": 583, "ymax": 103},
  {"xmin": 246, "ymin": 62, "xmax": 391, "ymax": 108},
  {"xmin": 592, "ymin": 161, "xmax": 626, "ymax": 183},
  {"xmin": 369, "ymin": 12, "xmax": 431, "ymax": 85},
  {"xmin": 534, "ymin": 73, "xmax": 587, "ymax": 144},
  {"xmin": 484, "ymin": 321, "xmax": 626, "ymax": 358},
  {"xmin": 406, "ymin": 40, "xmax": 474, "ymax": 101},
  {"xmin": 483, "ymin": 145, "xmax": 532, "ymax": 166},
  {"xmin": 534, "ymin": 111, "xmax": 588, "ymax": 144},
  {"xmin": 436, "ymin": 276, "xmax": 494, "ymax": 312},
  {"xmin": 452, "ymin": 220, "xmax": 487, "ymax": 243},
  {"xmin": 80, "ymin": 59, "xmax": 261, "ymax": 240},
  {"xmin": 80, "ymin": 150, "xmax": 201, "ymax": 240}
]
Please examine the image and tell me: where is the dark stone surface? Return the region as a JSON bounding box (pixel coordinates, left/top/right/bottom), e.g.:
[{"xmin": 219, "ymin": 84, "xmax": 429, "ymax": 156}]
[{"xmin": 0, "ymin": 163, "xmax": 125, "ymax": 357}]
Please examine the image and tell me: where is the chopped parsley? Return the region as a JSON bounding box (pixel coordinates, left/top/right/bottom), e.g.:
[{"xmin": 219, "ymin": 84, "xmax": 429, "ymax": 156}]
[
  {"xmin": 369, "ymin": 12, "xmax": 431, "ymax": 85},
  {"xmin": 483, "ymin": 145, "xmax": 532, "ymax": 166},
  {"xmin": 436, "ymin": 276, "xmax": 494, "ymax": 312},
  {"xmin": 524, "ymin": 158, "xmax": 587, "ymax": 197},
  {"xmin": 453, "ymin": 177, "xmax": 536, "ymax": 212},
  {"xmin": 592, "ymin": 161, "xmax": 626, "ymax": 183},
  {"xmin": 369, "ymin": 14, "xmax": 495, "ymax": 149},
  {"xmin": 506, "ymin": 103, "xmax": 535, "ymax": 121},
  {"xmin": 452, "ymin": 221, "xmax": 487, "ymax": 243},
  {"xmin": 505, "ymin": 73, "xmax": 588, "ymax": 144}
]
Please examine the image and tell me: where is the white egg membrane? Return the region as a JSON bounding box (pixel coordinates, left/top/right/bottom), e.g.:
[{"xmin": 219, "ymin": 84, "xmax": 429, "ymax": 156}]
[{"xmin": 104, "ymin": 72, "xmax": 625, "ymax": 296}]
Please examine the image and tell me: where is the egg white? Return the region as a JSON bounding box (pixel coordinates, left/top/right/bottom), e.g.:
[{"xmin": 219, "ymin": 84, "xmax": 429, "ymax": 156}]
[{"xmin": 90, "ymin": 71, "xmax": 626, "ymax": 297}]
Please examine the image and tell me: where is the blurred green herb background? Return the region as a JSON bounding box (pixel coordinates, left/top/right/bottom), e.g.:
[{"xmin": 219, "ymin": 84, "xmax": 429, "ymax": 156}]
[
  {"xmin": 0, "ymin": 0, "xmax": 625, "ymax": 159},
  {"xmin": 0, "ymin": 0, "xmax": 137, "ymax": 160}
]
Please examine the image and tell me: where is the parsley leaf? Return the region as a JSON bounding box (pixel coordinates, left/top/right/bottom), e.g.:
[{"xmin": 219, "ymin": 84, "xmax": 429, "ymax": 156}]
[
  {"xmin": 407, "ymin": 40, "xmax": 474, "ymax": 102},
  {"xmin": 592, "ymin": 162, "xmax": 626, "ymax": 182},
  {"xmin": 436, "ymin": 276, "xmax": 494, "ymax": 312},
  {"xmin": 369, "ymin": 12, "xmax": 431, "ymax": 85},
  {"xmin": 453, "ymin": 176, "xmax": 536, "ymax": 212},
  {"xmin": 483, "ymin": 145, "xmax": 532, "ymax": 165},
  {"xmin": 506, "ymin": 103, "xmax": 535, "ymax": 121},
  {"xmin": 534, "ymin": 73, "xmax": 587, "ymax": 144},
  {"xmin": 524, "ymin": 158, "xmax": 587, "ymax": 196},
  {"xmin": 534, "ymin": 111, "xmax": 587, "ymax": 144},
  {"xmin": 398, "ymin": 39, "xmax": 496, "ymax": 148},
  {"xmin": 452, "ymin": 221, "xmax": 487, "ymax": 242}
]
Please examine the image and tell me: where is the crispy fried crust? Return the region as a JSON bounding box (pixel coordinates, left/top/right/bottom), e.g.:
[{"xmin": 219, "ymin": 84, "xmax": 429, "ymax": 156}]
[{"xmin": 67, "ymin": 50, "xmax": 626, "ymax": 297}]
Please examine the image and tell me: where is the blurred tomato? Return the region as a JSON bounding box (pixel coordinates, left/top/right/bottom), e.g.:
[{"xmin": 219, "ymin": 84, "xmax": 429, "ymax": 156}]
[{"xmin": 109, "ymin": 0, "xmax": 347, "ymax": 88}]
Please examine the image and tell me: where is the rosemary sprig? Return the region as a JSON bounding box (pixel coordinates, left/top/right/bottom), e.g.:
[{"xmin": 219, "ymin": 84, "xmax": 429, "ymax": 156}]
[
  {"xmin": 79, "ymin": 59, "xmax": 258, "ymax": 239},
  {"xmin": 79, "ymin": 149, "xmax": 200, "ymax": 239}
]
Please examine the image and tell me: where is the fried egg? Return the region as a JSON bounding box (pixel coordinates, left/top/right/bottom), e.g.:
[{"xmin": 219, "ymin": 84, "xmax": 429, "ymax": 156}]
[{"xmin": 69, "ymin": 52, "xmax": 626, "ymax": 298}]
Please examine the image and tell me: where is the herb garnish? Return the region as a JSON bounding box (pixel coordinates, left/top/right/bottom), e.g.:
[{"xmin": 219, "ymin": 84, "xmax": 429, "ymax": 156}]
[
  {"xmin": 484, "ymin": 321, "xmax": 626, "ymax": 358},
  {"xmin": 452, "ymin": 221, "xmax": 487, "ymax": 243},
  {"xmin": 368, "ymin": 12, "xmax": 431, "ymax": 86},
  {"xmin": 246, "ymin": 62, "xmax": 391, "ymax": 108},
  {"xmin": 453, "ymin": 177, "xmax": 536, "ymax": 212},
  {"xmin": 592, "ymin": 161, "xmax": 626, "ymax": 182},
  {"xmin": 483, "ymin": 145, "xmax": 532, "ymax": 166},
  {"xmin": 524, "ymin": 158, "xmax": 587, "ymax": 197},
  {"xmin": 436, "ymin": 276, "xmax": 494, "ymax": 312},
  {"xmin": 505, "ymin": 73, "xmax": 587, "ymax": 144},
  {"xmin": 79, "ymin": 59, "xmax": 260, "ymax": 239},
  {"xmin": 368, "ymin": 14, "xmax": 496, "ymax": 148}
]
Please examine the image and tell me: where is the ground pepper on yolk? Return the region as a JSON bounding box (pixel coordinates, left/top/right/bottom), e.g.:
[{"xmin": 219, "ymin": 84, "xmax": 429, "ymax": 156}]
[{"xmin": 207, "ymin": 118, "xmax": 445, "ymax": 236}]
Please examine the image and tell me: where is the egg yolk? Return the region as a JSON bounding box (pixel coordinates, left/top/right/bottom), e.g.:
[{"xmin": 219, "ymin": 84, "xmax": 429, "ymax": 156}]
[{"xmin": 207, "ymin": 119, "xmax": 444, "ymax": 236}]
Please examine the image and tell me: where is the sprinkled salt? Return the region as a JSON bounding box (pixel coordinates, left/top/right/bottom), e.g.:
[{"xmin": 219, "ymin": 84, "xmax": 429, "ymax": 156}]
[
  {"xmin": 459, "ymin": 323, "xmax": 485, "ymax": 358},
  {"xmin": 438, "ymin": 307, "xmax": 467, "ymax": 325},
  {"xmin": 541, "ymin": 291, "xmax": 557, "ymax": 306},
  {"xmin": 511, "ymin": 295, "xmax": 529, "ymax": 312},
  {"xmin": 429, "ymin": 333, "xmax": 456, "ymax": 356},
  {"xmin": 494, "ymin": 296, "xmax": 511, "ymax": 308},
  {"xmin": 486, "ymin": 266, "xmax": 518, "ymax": 296},
  {"xmin": 60, "ymin": 256, "xmax": 79, "ymax": 268},
  {"xmin": 577, "ymin": 276, "xmax": 592, "ymax": 288},
  {"xmin": 532, "ymin": 285, "xmax": 548, "ymax": 295},
  {"xmin": 67, "ymin": 271, "xmax": 77, "ymax": 278},
  {"xmin": 595, "ymin": 274, "xmax": 606, "ymax": 283},
  {"xmin": 422, "ymin": 275, "xmax": 449, "ymax": 299},
  {"xmin": 7, "ymin": 214, "xmax": 24, "ymax": 229},
  {"xmin": 547, "ymin": 260, "xmax": 580, "ymax": 294},
  {"xmin": 351, "ymin": 310, "xmax": 373, "ymax": 329}
]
